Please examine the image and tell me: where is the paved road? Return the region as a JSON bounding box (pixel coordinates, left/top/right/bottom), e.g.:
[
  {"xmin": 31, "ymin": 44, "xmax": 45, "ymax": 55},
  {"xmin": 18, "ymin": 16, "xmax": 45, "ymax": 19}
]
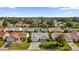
[{"xmin": 27, "ymin": 42, "xmax": 40, "ymax": 51}]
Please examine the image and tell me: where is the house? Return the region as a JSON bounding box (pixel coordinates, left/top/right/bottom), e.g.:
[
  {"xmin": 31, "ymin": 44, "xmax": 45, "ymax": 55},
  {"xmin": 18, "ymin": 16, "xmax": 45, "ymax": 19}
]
[
  {"xmin": 4, "ymin": 27, "xmax": 23, "ymax": 32},
  {"xmin": 71, "ymin": 32, "xmax": 79, "ymax": 42},
  {"xmin": 10, "ymin": 32, "xmax": 29, "ymax": 42},
  {"xmin": 0, "ymin": 31, "xmax": 5, "ymax": 40},
  {"xmin": 35, "ymin": 28, "xmax": 48, "ymax": 32},
  {"xmin": 31, "ymin": 32, "xmax": 49, "ymax": 42},
  {"xmin": 64, "ymin": 27, "xmax": 73, "ymax": 33},
  {"xmin": 49, "ymin": 28, "xmax": 63, "ymax": 33},
  {"xmin": 0, "ymin": 27, "xmax": 5, "ymax": 32},
  {"xmin": 26, "ymin": 28, "xmax": 35, "ymax": 32},
  {"xmin": 5, "ymin": 37, "xmax": 15, "ymax": 43},
  {"xmin": 51, "ymin": 33, "xmax": 62, "ymax": 40},
  {"xmin": 3, "ymin": 32, "xmax": 10, "ymax": 40},
  {"xmin": 7, "ymin": 22, "xmax": 14, "ymax": 27},
  {"xmin": 22, "ymin": 23, "xmax": 31, "ymax": 27},
  {"xmin": 48, "ymin": 28, "xmax": 54, "ymax": 33},
  {"xmin": 15, "ymin": 22, "xmax": 23, "ymax": 27},
  {"xmin": 53, "ymin": 20, "xmax": 66, "ymax": 27},
  {"xmin": 53, "ymin": 27, "xmax": 63, "ymax": 33}
]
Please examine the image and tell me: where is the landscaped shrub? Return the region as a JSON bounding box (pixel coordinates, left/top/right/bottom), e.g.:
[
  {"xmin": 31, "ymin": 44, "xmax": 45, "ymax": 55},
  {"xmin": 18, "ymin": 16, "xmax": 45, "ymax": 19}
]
[
  {"xmin": 60, "ymin": 43, "xmax": 72, "ymax": 51},
  {"xmin": 39, "ymin": 41, "xmax": 48, "ymax": 48},
  {"xmin": 73, "ymin": 38, "xmax": 77, "ymax": 43},
  {"xmin": 0, "ymin": 41, "xmax": 5, "ymax": 47},
  {"xmin": 58, "ymin": 43, "xmax": 64, "ymax": 47},
  {"xmin": 27, "ymin": 33, "xmax": 32, "ymax": 43},
  {"xmin": 39, "ymin": 41, "xmax": 58, "ymax": 49},
  {"xmin": 55, "ymin": 34, "xmax": 66, "ymax": 43},
  {"xmin": 48, "ymin": 32, "xmax": 53, "ymax": 41},
  {"xmin": 47, "ymin": 41, "xmax": 58, "ymax": 49}
]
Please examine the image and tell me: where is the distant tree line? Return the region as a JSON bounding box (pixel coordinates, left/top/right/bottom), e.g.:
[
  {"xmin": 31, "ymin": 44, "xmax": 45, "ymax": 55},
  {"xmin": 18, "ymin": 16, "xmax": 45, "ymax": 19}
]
[{"xmin": 0, "ymin": 17, "xmax": 79, "ymax": 28}]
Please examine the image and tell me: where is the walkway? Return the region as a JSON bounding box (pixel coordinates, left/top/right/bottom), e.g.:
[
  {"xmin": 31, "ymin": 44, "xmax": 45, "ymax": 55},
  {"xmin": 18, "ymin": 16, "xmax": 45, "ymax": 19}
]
[{"xmin": 27, "ymin": 42, "xmax": 40, "ymax": 51}]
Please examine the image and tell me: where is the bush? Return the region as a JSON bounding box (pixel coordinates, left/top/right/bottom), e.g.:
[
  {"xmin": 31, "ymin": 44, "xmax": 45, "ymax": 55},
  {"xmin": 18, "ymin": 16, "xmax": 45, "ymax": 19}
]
[
  {"xmin": 47, "ymin": 41, "xmax": 58, "ymax": 49},
  {"xmin": 27, "ymin": 33, "xmax": 32, "ymax": 43},
  {"xmin": 39, "ymin": 41, "xmax": 48, "ymax": 48},
  {"xmin": 0, "ymin": 41, "xmax": 4, "ymax": 47},
  {"xmin": 60, "ymin": 43, "xmax": 72, "ymax": 51},
  {"xmin": 55, "ymin": 34, "xmax": 66, "ymax": 43},
  {"xmin": 9, "ymin": 42, "xmax": 30, "ymax": 50},
  {"xmin": 39, "ymin": 41, "xmax": 58, "ymax": 49},
  {"xmin": 73, "ymin": 38, "xmax": 77, "ymax": 43},
  {"xmin": 58, "ymin": 43, "xmax": 64, "ymax": 47},
  {"xmin": 20, "ymin": 42, "xmax": 30, "ymax": 49}
]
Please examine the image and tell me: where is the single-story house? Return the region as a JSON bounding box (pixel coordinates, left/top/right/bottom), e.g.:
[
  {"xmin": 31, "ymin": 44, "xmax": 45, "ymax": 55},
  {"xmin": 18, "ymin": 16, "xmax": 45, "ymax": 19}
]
[
  {"xmin": 49, "ymin": 28, "xmax": 63, "ymax": 33},
  {"xmin": 31, "ymin": 32, "xmax": 49, "ymax": 42},
  {"xmin": 0, "ymin": 27, "xmax": 5, "ymax": 32},
  {"xmin": 4, "ymin": 27, "xmax": 23, "ymax": 32},
  {"xmin": 0, "ymin": 31, "xmax": 5, "ymax": 40},
  {"xmin": 26, "ymin": 28, "xmax": 35, "ymax": 32},
  {"xmin": 64, "ymin": 27, "xmax": 73, "ymax": 33},
  {"xmin": 3, "ymin": 32, "xmax": 10, "ymax": 40},
  {"xmin": 51, "ymin": 33, "xmax": 62, "ymax": 40},
  {"xmin": 5, "ymin": 37, "xmax": 15, "ymax": 43},
  {"xmin": 35, "ymin": 28, "xmax": 48, "ymax": 32},
  {"xmin": 10, "ymin": 32, "xmax": 29, "ymax": 42},
  {"xmin": 71, "ymin": 32, "xmax": 79, "ymax": 41}
]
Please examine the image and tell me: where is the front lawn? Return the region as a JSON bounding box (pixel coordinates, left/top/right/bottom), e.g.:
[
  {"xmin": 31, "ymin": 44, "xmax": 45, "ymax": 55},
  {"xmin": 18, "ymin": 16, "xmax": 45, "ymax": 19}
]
[
  {"xmin": 39, "ymin": 41, "xmax": 71, "ymax": 51},
  {"xmin": 0, "ymin": 41, "xmax": 5, "ymax": 48},
  {"xmin": 39, "ymin": 34, "xmax": 72, "ymax": 51},
  {"xmin": 58, "ymin": 43, "xmax": 72, "ymax": 51},
  {"xmin": 9, "ymin": 42, "xmax": 30, "ymax": 50},
  {"xmin": 73, "ymin": 38, "xmax": 79, "ymax": 47}
]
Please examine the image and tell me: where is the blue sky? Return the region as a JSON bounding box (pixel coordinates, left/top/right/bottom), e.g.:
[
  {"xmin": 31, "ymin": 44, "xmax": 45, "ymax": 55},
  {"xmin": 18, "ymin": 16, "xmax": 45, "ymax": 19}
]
[{"xmin": 0, "ymin": 7, "xmax": 79, "ymax": 17}]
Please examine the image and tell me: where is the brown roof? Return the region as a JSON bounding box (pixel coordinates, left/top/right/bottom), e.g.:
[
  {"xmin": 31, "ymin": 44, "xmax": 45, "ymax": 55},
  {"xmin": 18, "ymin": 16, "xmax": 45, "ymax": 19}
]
[
  {"xmin": 0, "ymin": 32, "xmax": 5, "ymax": 37},
  {"xmin": 0, "ymin": 27, "xmax": 5, "ymax": 32},
  {"xmin": 10, "ymin": 32, "xmax": 27, "ymax": 39}
]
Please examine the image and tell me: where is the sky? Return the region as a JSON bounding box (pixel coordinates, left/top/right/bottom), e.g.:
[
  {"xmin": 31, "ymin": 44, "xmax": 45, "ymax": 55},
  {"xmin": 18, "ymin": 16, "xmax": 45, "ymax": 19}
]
[{"xmin": 0, "ymin": 7, "xmax": 79, "ymax": 17}]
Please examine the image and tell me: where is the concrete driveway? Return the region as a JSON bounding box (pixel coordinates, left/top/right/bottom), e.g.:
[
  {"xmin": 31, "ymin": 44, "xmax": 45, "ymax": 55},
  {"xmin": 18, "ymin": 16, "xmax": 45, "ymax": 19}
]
[
  {"xmin": 27, "ymin": 42, "xmax": 40, "ymax": 51},
  {"xmin": 68, "ymin": 43, "xmax": 79, "ymax": 51},
  {"xmin": 64, "ymin": 33, "xmax": 79, "ymax": 51}
]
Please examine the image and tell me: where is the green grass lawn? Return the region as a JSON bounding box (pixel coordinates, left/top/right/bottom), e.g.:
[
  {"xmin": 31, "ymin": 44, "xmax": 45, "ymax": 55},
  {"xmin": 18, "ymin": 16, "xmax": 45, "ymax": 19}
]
[
  {"xmin": 9, "ymin": 42, "xmax": 30, "ymax": 50},
  {"xmin": 0, "ymin": 41, "xmax": 5, "ymax": 48},
  {"xmin": 39, "ymin": 41, "xmax": 72, "ymax": 51},
  {"xmin": 73, "ymin": 29, "xmax": 79, "ymax": 32},
  {"xmin": 58, "ymin": 43, "xmax": 72, "ymax": 51},
  {"xmin": 73, "ymin": 38, "xmax": 79, "ymax": 47},
  {"xmin": 76, "ymin": 43, "xmax": 79, "ymax": 47}
]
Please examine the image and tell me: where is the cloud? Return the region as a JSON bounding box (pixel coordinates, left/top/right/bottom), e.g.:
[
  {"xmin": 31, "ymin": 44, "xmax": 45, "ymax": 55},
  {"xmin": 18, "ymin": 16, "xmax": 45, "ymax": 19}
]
[
  {"xmin": 59, "ymin": 7, "xmax": 79, "ymax": 10},
  {"xmin": 8, "ymin": 7, "xmax": 16, "ymax": 9}
]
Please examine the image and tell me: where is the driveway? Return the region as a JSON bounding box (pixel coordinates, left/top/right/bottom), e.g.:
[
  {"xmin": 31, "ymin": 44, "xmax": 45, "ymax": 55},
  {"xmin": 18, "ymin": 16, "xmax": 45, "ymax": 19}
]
[
  {"xmin": 68, "ymin": 43, "xmax": 79, "ymax": 51},
  {"xmin": 64, "ymin": 33, "xmax": 79, "ymax": 51},
  {"xmin": 27, "ymin": 42, "xmax": 40, "ymax": 51},
  {"xmin": 64, "ymin": 33, "xmax": 73, "ymax": 43}
]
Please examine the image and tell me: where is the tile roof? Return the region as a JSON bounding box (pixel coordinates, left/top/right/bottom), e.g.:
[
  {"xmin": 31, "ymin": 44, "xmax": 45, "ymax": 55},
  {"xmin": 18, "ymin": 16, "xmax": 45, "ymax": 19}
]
[
  {"xmin": 10, "ymin": 32, "xmax": 27, "ymax": 39},
  {"xmin": 0, "ymin": 31, "xmax": 5, "ymax": 37},
  {"xmin": 0, "ymin": 27, "xmax": 5, "ymax": 32}
]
